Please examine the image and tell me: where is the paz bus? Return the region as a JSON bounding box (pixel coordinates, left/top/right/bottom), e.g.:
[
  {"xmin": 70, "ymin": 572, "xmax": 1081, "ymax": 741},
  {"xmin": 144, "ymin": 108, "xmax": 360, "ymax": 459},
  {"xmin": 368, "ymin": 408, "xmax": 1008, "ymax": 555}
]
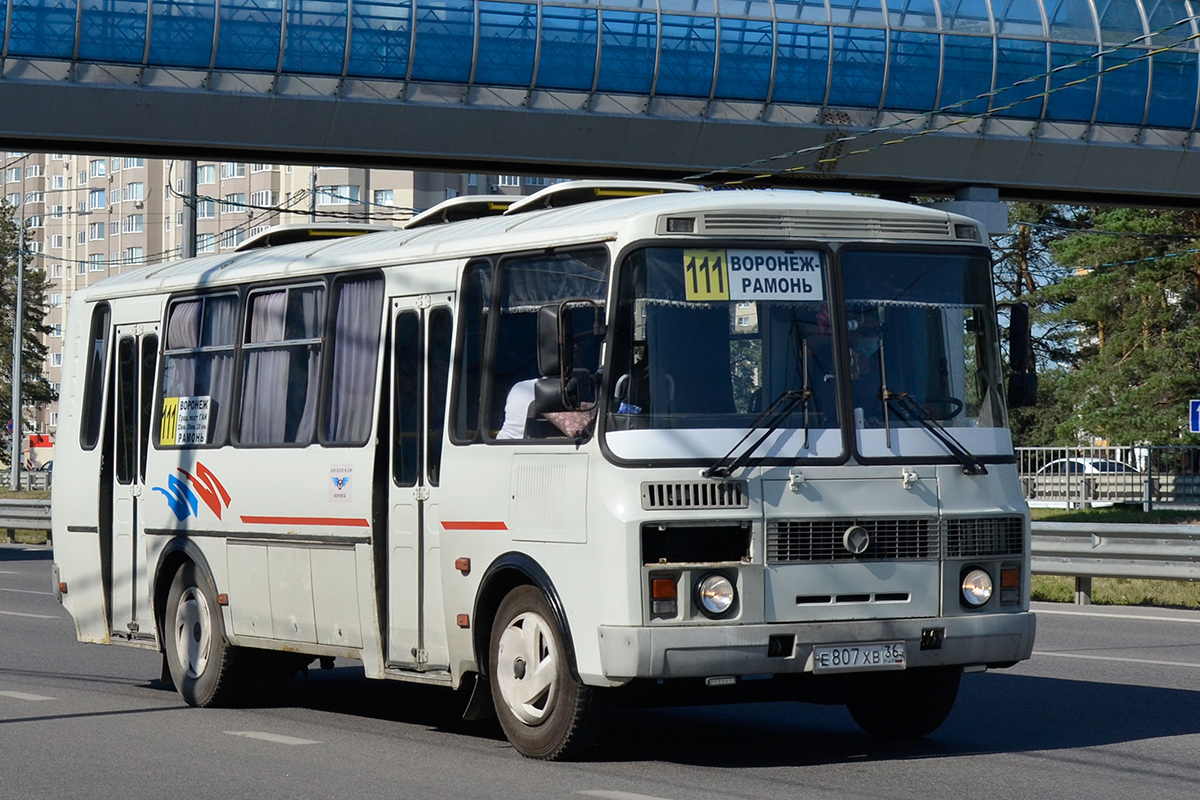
[{"xmin": 52, "ymin": 181, "xmax": 1036, "ymax": 760}]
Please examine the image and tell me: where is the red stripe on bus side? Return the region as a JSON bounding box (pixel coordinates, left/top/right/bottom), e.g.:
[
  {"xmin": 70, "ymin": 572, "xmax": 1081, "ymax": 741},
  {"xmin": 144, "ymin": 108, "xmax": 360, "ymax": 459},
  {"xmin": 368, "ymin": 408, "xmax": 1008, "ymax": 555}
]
[
  {"xmin": 239, "ymin": 516, "xmax": 371, "ymax": 528},
  {"xmin": 441, "ymin": 521, "xmax": 509, "ymax": 531}
]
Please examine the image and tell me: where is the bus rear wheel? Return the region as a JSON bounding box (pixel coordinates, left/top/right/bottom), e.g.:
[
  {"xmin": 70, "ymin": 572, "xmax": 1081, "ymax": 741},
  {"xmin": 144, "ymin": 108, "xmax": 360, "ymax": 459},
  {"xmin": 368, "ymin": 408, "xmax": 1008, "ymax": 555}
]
[
  {"xmin": 488, "ymin": 586, "xmax": 603, "ymax": 760},
  {"xmin": 164, "ymin": 562, "xmax": 251, "ymax": 707},
  {"xmin": 845, "ymin": 666, "xmax": 962, "ymax": 739}
]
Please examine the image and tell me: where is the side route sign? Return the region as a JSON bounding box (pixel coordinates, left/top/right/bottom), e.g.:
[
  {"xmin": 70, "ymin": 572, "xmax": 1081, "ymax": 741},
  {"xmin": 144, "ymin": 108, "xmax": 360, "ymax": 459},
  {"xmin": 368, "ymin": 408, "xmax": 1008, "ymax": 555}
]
[{"xmin": 1191, "ymin": 400, "xmax": 1200, "ymax": 434}]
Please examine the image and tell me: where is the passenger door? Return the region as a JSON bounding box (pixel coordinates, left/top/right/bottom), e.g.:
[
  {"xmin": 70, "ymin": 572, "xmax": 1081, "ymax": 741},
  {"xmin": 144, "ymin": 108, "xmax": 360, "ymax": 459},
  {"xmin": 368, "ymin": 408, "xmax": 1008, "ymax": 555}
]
[
  {"xmin": 107, "ymin": 325, "xmax": 159, "ymax": 638},
  {"xmin": 386, "ymin": 297, "xmax": 453, "ymax": 670}
]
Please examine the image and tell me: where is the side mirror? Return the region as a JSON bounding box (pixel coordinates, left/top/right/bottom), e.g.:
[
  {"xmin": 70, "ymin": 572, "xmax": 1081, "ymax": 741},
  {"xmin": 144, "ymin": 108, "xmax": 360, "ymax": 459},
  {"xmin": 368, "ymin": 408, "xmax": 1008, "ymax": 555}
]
[
  {"xmin": 537, "ymin": 304, "xmax": 572, "ymax": 378},
  {"xmin": 1006, "ymin": 303, "xmax": 1038, "ymax": 408}
]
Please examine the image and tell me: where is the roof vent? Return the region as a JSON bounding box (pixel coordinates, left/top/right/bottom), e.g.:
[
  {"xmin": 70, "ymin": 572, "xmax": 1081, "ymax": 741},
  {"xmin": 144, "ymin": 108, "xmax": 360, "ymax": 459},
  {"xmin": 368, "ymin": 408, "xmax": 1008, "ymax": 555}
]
[
  {"xmin": 403, "ymin": 195, "xmax": 514, "ymax": 229},
  {"xmin": 505, "ymin": 180, "xmax": 701, "ymax": 216},
  {"xmin": 235, "ymin": 223, "xmax": 392, "ymax": 251}
]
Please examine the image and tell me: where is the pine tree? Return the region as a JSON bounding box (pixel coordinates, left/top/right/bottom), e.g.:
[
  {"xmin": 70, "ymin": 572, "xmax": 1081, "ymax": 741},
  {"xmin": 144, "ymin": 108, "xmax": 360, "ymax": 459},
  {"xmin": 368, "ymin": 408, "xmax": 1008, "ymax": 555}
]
[
  {"xmin": 0, "ymin": 201, "xmax": 56, "ymax": 466},
  {"xmin": 1038, "ymin": 207, "xmax": 1200, "ymax": 445}
]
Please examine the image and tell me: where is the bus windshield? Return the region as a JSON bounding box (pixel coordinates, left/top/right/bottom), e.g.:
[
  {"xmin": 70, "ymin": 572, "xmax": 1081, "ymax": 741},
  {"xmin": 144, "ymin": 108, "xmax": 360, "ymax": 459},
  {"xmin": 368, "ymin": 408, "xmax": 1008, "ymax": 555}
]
[{"xmin": 604, "ymin": 245, "xmax": 1008, "ymax": 464}]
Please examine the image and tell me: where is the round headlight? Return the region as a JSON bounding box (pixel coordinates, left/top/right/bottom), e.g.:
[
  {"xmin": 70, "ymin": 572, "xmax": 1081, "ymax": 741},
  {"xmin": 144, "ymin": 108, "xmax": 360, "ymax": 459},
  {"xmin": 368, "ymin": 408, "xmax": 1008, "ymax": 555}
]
[
  {"xmin": 697, "ymin": 573, "xmax": 736, "ymax": 616},
  {"xmin": 961, "ymin": 568, "xmax": 994, "ymax": 607}
]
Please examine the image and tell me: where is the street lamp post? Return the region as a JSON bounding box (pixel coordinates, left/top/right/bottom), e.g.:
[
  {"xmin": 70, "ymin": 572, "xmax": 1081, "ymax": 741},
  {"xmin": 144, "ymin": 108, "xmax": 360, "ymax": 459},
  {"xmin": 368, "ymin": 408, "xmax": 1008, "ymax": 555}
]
[{"xmin": 9, "ymin": 212, "xmax": 23, "ymax": 490}]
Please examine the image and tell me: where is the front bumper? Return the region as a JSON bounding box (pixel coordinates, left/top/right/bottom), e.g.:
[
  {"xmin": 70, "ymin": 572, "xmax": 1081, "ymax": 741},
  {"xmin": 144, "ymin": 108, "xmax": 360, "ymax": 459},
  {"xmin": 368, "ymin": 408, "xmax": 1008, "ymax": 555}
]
[{"xmin": 597, "ymin": 611, "xmax": 1036, "ymax": 680}]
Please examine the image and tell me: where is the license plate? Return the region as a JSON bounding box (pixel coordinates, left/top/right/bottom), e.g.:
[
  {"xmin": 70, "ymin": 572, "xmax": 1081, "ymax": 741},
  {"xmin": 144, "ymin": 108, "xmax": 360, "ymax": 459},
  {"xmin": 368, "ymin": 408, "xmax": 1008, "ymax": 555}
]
[{"xmin": 811, "ymin": 641, "xmax": 906, "ymax": 673}]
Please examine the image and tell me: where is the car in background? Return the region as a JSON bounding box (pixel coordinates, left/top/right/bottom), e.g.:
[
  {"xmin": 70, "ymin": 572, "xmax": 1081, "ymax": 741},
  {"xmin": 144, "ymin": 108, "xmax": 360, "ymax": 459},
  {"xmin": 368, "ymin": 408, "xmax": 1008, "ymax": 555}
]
[
  {"xmin": 1036, "ymin": 457, "xmax": 1140, "ymax": 475},
  {"xmin": 1027, "ymin": 457, "xmax": 1143, "ymax": 508}
]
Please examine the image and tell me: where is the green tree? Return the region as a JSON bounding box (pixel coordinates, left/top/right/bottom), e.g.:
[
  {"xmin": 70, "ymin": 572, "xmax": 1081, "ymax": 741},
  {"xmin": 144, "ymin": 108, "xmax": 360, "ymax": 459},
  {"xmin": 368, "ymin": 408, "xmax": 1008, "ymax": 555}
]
[
  {"xmin": 0, "ymin": 200, "xmax": 56, "ymax": 464},
  {"xmin": 1037, "ymin": 207, "xmax": 1200, "ymax": 445}
]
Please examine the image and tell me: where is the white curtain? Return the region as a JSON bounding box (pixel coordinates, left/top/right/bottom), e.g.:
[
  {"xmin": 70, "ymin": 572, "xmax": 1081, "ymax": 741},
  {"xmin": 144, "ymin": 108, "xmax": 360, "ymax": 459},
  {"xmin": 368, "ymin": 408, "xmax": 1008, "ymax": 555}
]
[
  {"xmin": 239, "ymin": 291, "xmax": 289, "ymax": 443},
  {"xmin": 326, "ymin": 276, "xmax": 384, "ymax": 443}
]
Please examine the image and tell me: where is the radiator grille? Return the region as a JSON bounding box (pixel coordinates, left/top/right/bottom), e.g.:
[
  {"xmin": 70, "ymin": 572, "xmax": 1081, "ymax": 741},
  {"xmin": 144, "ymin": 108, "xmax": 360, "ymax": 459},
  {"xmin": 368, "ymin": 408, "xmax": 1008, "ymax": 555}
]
[
  {"xmin": 767, "ymin": 518, "xmax": 938, "ymax": 563},
  {"xmin": 700, "ymin": 213, "xmax": 952, "ymax": 240},
  {"xmin": 641, "ymin": 481, "xmax": 749, "ymax": 510},
  {"xmin": 945, "ymin": 516, "xmax": 1024, "ymax": 557}
]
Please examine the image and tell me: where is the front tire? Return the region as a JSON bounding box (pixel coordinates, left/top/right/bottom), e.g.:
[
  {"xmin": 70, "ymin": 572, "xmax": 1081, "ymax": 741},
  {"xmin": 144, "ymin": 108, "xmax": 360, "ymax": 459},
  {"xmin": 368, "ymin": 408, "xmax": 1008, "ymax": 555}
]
[
  {"xmin": 845, "ymin": 666, "xmax": 962, "ymax": 739},
  {"xmin": 164, "ymin": 562, "xmax": 252, "ymax": 707},
  {"xmin": 488, "ymin": 586, "xmax": 603, "ymax": 760}
]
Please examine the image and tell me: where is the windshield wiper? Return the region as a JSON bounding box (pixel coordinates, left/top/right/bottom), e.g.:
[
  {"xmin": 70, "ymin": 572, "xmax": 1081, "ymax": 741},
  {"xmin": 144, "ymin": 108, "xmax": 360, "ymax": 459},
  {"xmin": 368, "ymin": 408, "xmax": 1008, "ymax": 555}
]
[
  {"xmin": 704, "ymin": 388, "xmax": 810, "ymax": 479},
  {"xmin": 883, "ymin": 391, "xmax": 988, "ymax": 476}
]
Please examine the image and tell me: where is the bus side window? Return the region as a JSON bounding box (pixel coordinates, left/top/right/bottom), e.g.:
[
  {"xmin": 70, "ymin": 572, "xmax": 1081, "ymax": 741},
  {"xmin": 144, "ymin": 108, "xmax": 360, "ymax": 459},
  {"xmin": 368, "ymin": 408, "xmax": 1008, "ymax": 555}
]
[
  {"xmin": 451, "ymin": 260, "xmax": 492, "ymax": 443},
  {"xmin": 325, "ymin": 273, "xmax": 384, "ymax": 445},
  {"xmin": 115, "ymin": 338, "xmax": 138, "ymax": 484},
  {"xmin": 139, "ymin": 335, "xmax": 158, "ymax": 481},
  {"xmin": 393, "ymin": 311, "xmax": 421, "ymax": 487},
  {"xmin": 80, "ymin": 303, "xmax": 111, "ymax": 450},
  {"xmin": 161, "ymin": 294, "xmax": 237, "ymax": 447}
]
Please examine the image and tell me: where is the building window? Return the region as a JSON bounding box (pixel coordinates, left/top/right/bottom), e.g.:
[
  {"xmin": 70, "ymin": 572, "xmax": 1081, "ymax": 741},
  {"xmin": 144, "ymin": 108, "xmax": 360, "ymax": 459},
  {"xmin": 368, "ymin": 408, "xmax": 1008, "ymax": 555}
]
[
  {"xmin": 26, "ymin": 215, "xmax": 43, "ymax": 228},
  {"xmin": 24, "ymin": 191, "xmax": 43, "ymax": 204},
  {"xmin": 196, "ymin": 164, "xmax": 217, "ymax": 184},
  {"xmin": 88, "ymin": 253, "xmax": 106, "ymax": 271},
  {"xmin": 89, "ymin": 222, "xmax": 106, "ymax": 241},
  {"xmin": 50, "ymin": 411, "xmax": 59, "ymax": 427},
  {"xmin": 5, "ymin": 167, "xmax": 21, "ymax": 183},
  {"xmin": 51, "ymin": 352, "xmax": 63, "ymax": 367},
  {"xmin": 5, "ymin": 192, "xmax": 20, "ymax": 206},
  {"xmin": 77, "ymin": 231, "xmax": 86, "ymax": 245},
  {"xmin": 220, "ymin": 162, "xmax": 246, "ymax": 179},
  {"xmin": 221, "ymin": 193, "xmax": 245, "ymax": 214},
  {"xmin": 123, "ymin": 246, "xmax": 144, "ymax": 265},
  {"xmin": 219, "ymin": 229, "xmax": 245, "ymax": 249},
  {"xmin": 51, "ymin": 323, "xmax": 63, "ymax": 337},
  {"xmin": 526, "ymin": 177, "xmax": 551, "ymax": 187},
  {"xmin": 250, "ymin": 190, "xmax": 276, "ymax": 206},
  {"xmin": 109, "ymin": 220, "xmax": 120, "ymax": 236},
  {"xmin": 197, "ymin": 233, "xmax": 216, "ymax": 252},
  {"xmin": 110, "ymin": 158, "xmax": 122, "ymax": 172},
  {"xmin": 51, "ymin": 205, "xmax": 63, "ymax": 219},
  {"xmin": 466, "ymin": 173, "xmax": 478, "ymax": 187},
  {"xmin": 316, "ymin": 185, "xmax": 361, "ymax": 205},
  {"xmin": 123, "ymin": 214, "xmax": 143, "ymax": 233},
  {"xmin": 51, "ymin": 175, "xmax": 65, "ymax": 189},
  {"xmin": 88, "ymin": 189, "xmax": 106, "ymax": 209},
  {"xmin": 25, "ymin": 164, "xmax": 44, "ymax": 178},
  {"xmin": 50, "ymin": 234, "xmax": 63, "ymax": 249},
  {"xmin": 89, "ymin": 159, "xmax": 106, "ymax": 178},
  {"xmin": 51, "ymin": 265, "xmax": 63, "ymax": 278},
  {"xmin": 123, "ymin": 182, "xmax": 144, "ymax": 202},
  {"xmin": 373, "ymin": 189, "xmax": 394, "ymax": 206},
  {"xmin": 123, "ymin": 157, "xmax": 144, "ymax": 169},
  {"xmin": 251, "ymin": 163, "xmax": 276, "ymax": 173},
  {"xmin": 197, "ymin": 199, "xmax": 216, "ymax": 218},
  {"xmin": 78, "ymin": 170, "xmax": 87, "ymax": 185},
  {"xmin": 498, "ymin": 175, "xmax": 520, "ymax": 187}
]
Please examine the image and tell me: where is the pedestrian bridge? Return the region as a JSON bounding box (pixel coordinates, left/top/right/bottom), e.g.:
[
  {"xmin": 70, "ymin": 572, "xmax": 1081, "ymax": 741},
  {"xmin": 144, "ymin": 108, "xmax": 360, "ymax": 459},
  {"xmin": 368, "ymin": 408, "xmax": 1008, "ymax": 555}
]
[{"xmin": 3, "ymin": 0, "xmax": 1200, "ymax": 203}]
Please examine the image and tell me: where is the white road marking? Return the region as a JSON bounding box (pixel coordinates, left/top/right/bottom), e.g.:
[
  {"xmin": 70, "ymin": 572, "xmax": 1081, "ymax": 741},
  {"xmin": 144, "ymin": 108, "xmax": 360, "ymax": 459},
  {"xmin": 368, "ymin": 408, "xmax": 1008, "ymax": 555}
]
[
  {"xmin": 0, "ymin": 588, "xmax": 53, "ymax": 595},
  {"xmin": 0, "ymin": 691, "xmax": 55, "ymax": 701},
  {"xmin": 1035, "ymin": 651, "xmax": 1200, "ymax": 669},
  {"xmin": 0, "ymin": 570, "xmax": 18, "ymax": 574},
  {"xmin": 0, "ymin": 610, "xmax": 59, "ymax": 619},
  {"xmin": 1036, "ymin": 608, "xmax": 1200, "ymax": 625},
  {"xmin": 578, "ymin": 792, "xmax": 676, "ymax": 800},
  {"xmin": 225, "ymin": 731, "xmax": 320, "ymax": 746}
]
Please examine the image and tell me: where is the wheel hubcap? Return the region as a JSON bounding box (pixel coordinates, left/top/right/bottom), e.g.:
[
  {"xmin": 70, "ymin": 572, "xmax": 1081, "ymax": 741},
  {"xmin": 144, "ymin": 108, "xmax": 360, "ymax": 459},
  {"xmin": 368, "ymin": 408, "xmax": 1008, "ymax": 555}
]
[
  {"xmin": 496, "ymin": 611, "xmax": 558, "ymax": 726},
  {"xmin": 174, "ymin": 586, "xmax": 211, "ymax": 680}
]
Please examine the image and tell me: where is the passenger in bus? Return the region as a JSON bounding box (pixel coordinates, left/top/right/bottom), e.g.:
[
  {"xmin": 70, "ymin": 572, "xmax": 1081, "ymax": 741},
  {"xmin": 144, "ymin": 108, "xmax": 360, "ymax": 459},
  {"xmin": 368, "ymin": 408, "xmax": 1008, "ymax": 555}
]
[{"xmin": 496, "ymin": 378, "xmax": 597, "ymax": 439}]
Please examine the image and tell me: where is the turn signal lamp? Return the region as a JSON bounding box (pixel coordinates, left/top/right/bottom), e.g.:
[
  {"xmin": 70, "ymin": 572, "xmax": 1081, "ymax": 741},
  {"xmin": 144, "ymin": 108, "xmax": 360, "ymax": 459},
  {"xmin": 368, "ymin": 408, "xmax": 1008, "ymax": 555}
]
[
  {"xmin": 650, "ymin": 576, "xmax": 678, "ymax": 617},
  {"xmin": 1000, "ymin": 567, "xmax": 1020, "ymax": 604}
]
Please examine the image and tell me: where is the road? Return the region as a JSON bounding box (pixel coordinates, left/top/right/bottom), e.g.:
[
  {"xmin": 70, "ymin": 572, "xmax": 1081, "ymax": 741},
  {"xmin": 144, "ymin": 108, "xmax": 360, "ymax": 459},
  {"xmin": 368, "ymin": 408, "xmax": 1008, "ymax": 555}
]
[{"xmin": 3, "ymin": 542, "xmax": 1199, "ymax": 799}]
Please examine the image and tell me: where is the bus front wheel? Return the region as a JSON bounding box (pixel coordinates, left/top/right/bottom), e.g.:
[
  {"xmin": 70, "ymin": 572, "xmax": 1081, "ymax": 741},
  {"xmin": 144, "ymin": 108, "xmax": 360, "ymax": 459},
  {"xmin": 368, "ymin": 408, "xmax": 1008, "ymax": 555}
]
[
  {"xmin": 488, "ymin": 586, "xmax": 603, "ymax": 760},
  {"xmin": 164, "ymin": 562, "xmax": 250, "ymax": 707},
  {"xmin": 845, "ymin": 666, "xmax": 962, "ymax": 739}
]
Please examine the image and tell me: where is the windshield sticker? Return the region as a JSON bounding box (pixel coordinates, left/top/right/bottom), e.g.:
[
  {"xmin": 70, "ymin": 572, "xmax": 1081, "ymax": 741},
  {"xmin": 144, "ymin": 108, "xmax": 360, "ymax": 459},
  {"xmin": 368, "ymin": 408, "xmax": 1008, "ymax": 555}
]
[
  {"xmin": 160, "ymin": 395, "xmax": 212, "ymax": 446},
  {"xmin": 683, "ymin": 249, "xmax": 824, "ymax": 302}
]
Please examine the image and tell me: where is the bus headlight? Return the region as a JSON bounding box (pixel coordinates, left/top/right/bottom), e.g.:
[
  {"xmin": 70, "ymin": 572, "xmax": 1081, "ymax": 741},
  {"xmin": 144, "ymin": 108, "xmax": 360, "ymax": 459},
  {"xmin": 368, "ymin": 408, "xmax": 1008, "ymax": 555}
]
[
  {"xmin": 696, "ymin": 573, "xmax": 736, "ymax": 617},
  {"xmin": 961, "ymin": 568, "xmax": 994, "ymax": 608}
]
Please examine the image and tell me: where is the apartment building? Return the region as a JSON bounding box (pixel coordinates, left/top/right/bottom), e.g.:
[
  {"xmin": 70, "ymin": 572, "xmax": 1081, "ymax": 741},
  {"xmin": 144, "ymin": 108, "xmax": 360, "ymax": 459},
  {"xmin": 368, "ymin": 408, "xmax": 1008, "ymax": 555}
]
[{"xmin": 3, "ymin": 152, "xmax": 560, "ymax": 458}]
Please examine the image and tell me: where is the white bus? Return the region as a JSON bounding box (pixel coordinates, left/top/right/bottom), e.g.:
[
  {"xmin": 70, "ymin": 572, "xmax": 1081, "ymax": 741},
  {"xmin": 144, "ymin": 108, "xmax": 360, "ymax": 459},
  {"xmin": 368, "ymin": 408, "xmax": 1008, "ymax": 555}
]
[{"xmin": 52, "ymin": 182, "xmax": 1036, "ymax": 760}]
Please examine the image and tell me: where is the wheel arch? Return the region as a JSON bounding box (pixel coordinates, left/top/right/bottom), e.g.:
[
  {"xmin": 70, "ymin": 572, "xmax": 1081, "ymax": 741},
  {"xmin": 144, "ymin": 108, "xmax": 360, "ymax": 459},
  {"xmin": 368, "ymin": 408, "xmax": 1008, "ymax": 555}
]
[
  {"xmin": 152, "ymin": 536, "xmax": 218, "ymax": 649},
  {"xmin": 472, "ymin": 552, "xmax": 580, "ymax": 682}
]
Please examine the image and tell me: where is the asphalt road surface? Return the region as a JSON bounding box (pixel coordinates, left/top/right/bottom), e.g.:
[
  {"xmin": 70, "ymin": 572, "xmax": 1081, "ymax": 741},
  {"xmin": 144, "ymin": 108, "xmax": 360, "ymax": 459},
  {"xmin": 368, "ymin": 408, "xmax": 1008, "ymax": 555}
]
[{"xmin": 3, "ymin": 542, "xmax": 1199, "ymax": 800}]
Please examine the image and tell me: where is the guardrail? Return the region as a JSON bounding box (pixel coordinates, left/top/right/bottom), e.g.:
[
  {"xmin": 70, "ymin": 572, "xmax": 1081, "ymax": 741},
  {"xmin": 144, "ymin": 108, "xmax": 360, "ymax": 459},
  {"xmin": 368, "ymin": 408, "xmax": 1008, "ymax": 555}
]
[
  {"xmin": 0, "ymin": 499, "xmax": 51, "ymax": 544},
  {"xmin": 1031, "ymin": 521, "xmax": 1200, "ymax": 603},
  {"xmin": 0, "ymin": 471, "xmax": 52, "ymax": 491}
]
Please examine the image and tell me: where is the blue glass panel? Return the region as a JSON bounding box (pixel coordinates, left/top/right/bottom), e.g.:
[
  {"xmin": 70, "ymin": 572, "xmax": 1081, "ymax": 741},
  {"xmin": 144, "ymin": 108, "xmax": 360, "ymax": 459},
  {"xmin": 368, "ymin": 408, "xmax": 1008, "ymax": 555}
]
[
  {"xmin": 772, "ymin": 0, "xmax": 828, "ymax": 22},
  {"xmin": 941, "ymin": 0, "xmax": 992, "ymax": 33},
  {"xmin": 284, "ymin": 0, "xmax": 348, "ymax": 75},
  {"xmin": 215, "ymin": 0, "xmax": 284, "ymax": 72},
  {"xmin": 656, "ymin": 14, "xmax": 716, "ymax": 97},
  {"xmin": 714, "ymin": 17, "xmax": 771, "ymax": 101},
  {"xmin": 1096, "ymin": 0, "xmax": 1144, "ymax": 46},
  {"xmin": 1145, "ymin": 0, "xmax": 1193, "ymax": 47},
  {"xmin": 827, "ymin": 26, "xmax": 885, "ymax": 108},
  {"xmin": 596, "ymin": 9, "xmax": 657, "ymax": 94},
  {"xmin": 992, "ymin": 37, "xmax": 1046, "ymax": 118},
  {"xmin": 411, "ymin": 0, "xmax": 473, "ymax": 82},
  {"xmin": 1046, "ymin": 0, "xmax": 1098, "ymax": 43},
  {"xmin": 79, "ymin": 0, "xmax": 147, "ymax": 62},
  {"xmin": 1046, "ymin": 42, "xmax": 1098, "ymax": 122},
  {"xmin": 537, "ymin": 5, "xmax": 599, "ymax": 91},
  {"xmin": 889, "ymin": 0, "xmax": 938, "ymax": 30},
  {"xmin": 148, "ymin": 0, "xmax": 215, "ymax": 67},
  {"xmin": 1093, "ymin": 48, "xmax": 1147, "ymax": 124},
  {"xmin": 347, "ymin": 0, "xmax": 412, "ymax": 78},
  {"xmin": 884, "ymin": 30, "xmax": 938, "ymax": 110},
  {"xmin": 828, "ymin": 0, "xmax": 884, "ymax": 26},
  {"xmin": 1146, "ymin": 48, "xmax": 1198, "ymax": 128},
  {"xmin": 772, "ymin": 21, "xmax": 829, "ymax": 104},
  {"xmin": 994, "ymin": 0, "xmax": 1046, "ymax": 36},
  {"xmin": 476, "ymin": 1, "xmax": 537, "ymax": 86},
  {"xmin": 940, "ymin": 35, "xmax": 992, "ymax": 113},
  {"xmin": 6, "ymin": 0, "xmax": 78, "ymax": 58}
]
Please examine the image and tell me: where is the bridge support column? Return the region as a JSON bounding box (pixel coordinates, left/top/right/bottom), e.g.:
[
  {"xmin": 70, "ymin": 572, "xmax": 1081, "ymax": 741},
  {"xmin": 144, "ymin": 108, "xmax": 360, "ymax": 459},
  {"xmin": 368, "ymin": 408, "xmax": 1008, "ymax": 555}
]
[{"xmin": 928, "ymin": 187, "xmax": 1008, "ymax": 236}]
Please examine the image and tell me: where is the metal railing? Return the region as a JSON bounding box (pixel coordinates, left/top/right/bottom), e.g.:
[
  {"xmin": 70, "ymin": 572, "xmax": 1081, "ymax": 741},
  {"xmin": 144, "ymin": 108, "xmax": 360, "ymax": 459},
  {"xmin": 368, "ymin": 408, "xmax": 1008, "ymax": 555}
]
[
  {"xmin": 1017, "ymin": 446, "xmax": 1200, "ymax": 510},
  {"xmin": 0, "ymin": 471, "xmax": 52, "ymax": 491},
  {"xmin": 0, "ymin": 498, "xmax": 51, "ymax": 544}
]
